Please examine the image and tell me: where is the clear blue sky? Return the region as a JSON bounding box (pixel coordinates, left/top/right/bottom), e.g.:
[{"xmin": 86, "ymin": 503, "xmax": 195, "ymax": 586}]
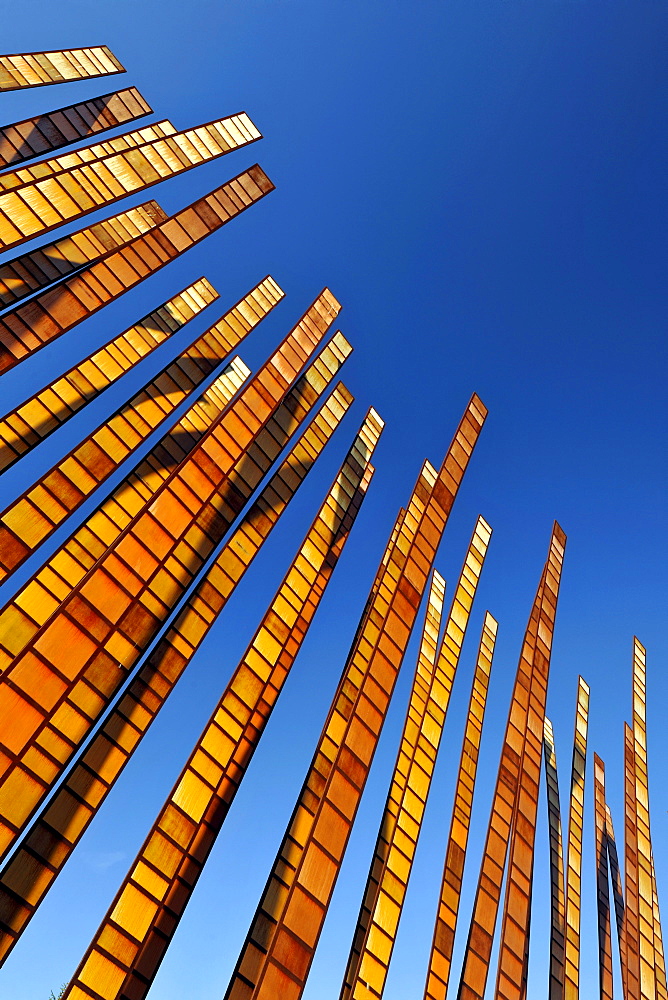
[{"xmin": 0, "ymin": 1, "xmax": 666, "ymax": 997}]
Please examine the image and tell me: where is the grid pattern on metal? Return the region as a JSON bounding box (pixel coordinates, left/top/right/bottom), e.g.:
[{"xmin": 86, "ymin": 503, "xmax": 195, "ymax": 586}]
[
  {"xmin": 422, "ymin": 612, "xmax": 496, "ymax": 1000},
  {"xmin": 594, "ymin": 754, "xmax": 614, "ymax": 1000},
  {"xmin": 0, "ymin": 47, "xmax": 125, "ymax": 92},
  {"xmin": 0, "ymin": 88, "xmax": 152, "ymax": 169},
  {"xmin": 0, "ymin": 385, "xmax": 354, "ymax": 964},
  {"xmin": 0, "ymin": 276, "xmax": 220, "ymax": 473},
  {"xmin": 0, "ymin": 113, "xmax": 261, "ymax": 250},
  {"xmin": 341, "ymin": 517, "xmax": 492, "ymax": 1000},
  {"xmin": 544, "ymin": 717, "xmax": 565, "ymax": 1000},
  {"xmin": 0, "ymin": 201, "xmax": 166, "ymax": 309},
  {"xmin": 61, "ymin": 410, "xmax": 382, "ymax": 1000},
  {"xmin": 0, "ymin": 164, "xmax": 274, "ymax": 375},
  {"xmin": 223, "ymin": 395, "xmax": 487, "ymax": 1000},
  {"xmin": 0, "ymin": 295, "xmax": 344, "ymax": 857},
  {"xmin": 493, "ymin": 525, "xmax": 565, "ymax": 1000},
  {"xmin": 0, "ymin": 277, "xmax": 283, "ymax": 573},
  {"xmin": 456, "ymin": 524, "xmax": 565, "ymax": 1000},
  {"xmin": 340, "ymin": 570, "xmax": 447, "ymax": 1000},
  {"xmin": 563, "ymin": 678, "xmax": 589, "ymax": 999}
]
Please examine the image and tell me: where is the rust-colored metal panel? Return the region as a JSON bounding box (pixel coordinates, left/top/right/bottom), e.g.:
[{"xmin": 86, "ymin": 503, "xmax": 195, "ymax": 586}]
[
  {"xmin": 0, "ymin": 114, "xmax": 262, "ymax": 250},
  {"xmin": 493, "ymin": 524, "xmax": 566, "ymax": 1000},
  {"xmin": 563, "ymin": 678, "xmax": 589, "ymax": 1000},
  {"xmin": 0, "ymin": 275, "xmax": 220, "ymax": 473},
  {"xmin": 60, "ymin": 410, "xmax": 382, "ymax": 1000},
  {"xmin": 0, "ymin": 164, "xmax": 274, "ymax": 374},
  {"xmin": 341, "ymin": 570, "xmax": 447, "ymax": 1000},
  {"xmin": 544, "ymin": 717, "xmax": 566, "ymax": 1000},
  {"xmin": 624, "ymin": 722, "xmax": 641, "ymax": 1000},
  {"xmin": 0, "ymin": 383, "xmax": 354, "ymax": 964},
  {"xmin": 0, "ymin": 294, "xmax": 343, "ymax": 860},
  {"xmin": 605, "ymin": 802, "xmax": 626, "ymax": 992},
  {"xmin": 456, "ymin": 522, "xmax": 566, "ymax": 1000},
  {"xmin": 422, "ymin": 612, "xmax": 497, "ymax": 1000},
  {"xmin": 341, "ymin": 517, "xmax": 492, "ymax": 1000},
  {"xmin": 594, "ymin": 754, "xmax": 614, "ymax": 1000},
  {"xmin": 223, "ymin": 395, "xmax": 487, "ymax": 1000},
  {"xmin": 652, "ymin": 853, "xmax": 667, "ymax": 1000},
  {"xmin": 0, "ymin": 119, "xmax": 175, "ymax": 193},
  {"xmin": 0, "ymin": 88, "xmax": 152, "ymax": 168},
  {"xmin": 0, "ymin": 47, "xmax": 125, "ymax": 92},
  {"xmin": 0, "ymin": 200, "xmax": 166, "ymax": 309},
  {"xmin": 632, "ymin": 639, "xmax": 659, "ymax": 1000},
  {"xmin": 0, "ymin": 277, "xmax": 283, "ymax": 569}
]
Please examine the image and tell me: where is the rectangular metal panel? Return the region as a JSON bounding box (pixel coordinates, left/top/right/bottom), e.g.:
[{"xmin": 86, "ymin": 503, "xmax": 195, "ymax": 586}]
[
  {"xmin": 0, "ymin": 275, "xmax": 221, "ymax": 472},
  {"xmin": 594, "ymin": 754, "xmax": 614, "ymax": 1000},
  {"xmin": 222, "ymin": 395, "xmax": 487, "ymax": 1000},
  {"xmin": 341, "ymin": 517, "xmax": 492, "ymax": 1000},
  {"xmin": 0, "ymin": 89, "xmax": 153, "ymax": 168},
  {"xmin": 0, "ymin": 113, "xmax": 262, "ymax": 249},
  {"xmin": 423, "ymin": 612, "xmax": 496, "ymax": 1000},
  {"xmin": 61, "ymin": 410, "xmax": 382, "ymax": 1000},
  {"xmin": 0, "ymin": 277, "xmax": 283, "ymax": 571},
  {"xmin": 0, "ymin": 296, "xmax": 343, "ymax": 858},
  {"xmin": 563, "ymin": 677, "xmax": 589, "ymax": 1000},
  {"xmin": 493, "ymin": 524, "xmax": 566, "ymax": 1000},
  {"xmin": 0, "ymin": 163, "xmax": 274, "ymax": 374},
  {"xmin": 0, "ymin": 47, "xmax": 124, "ymax": 92},
  {"xmin": 0, "ymin": 201, "xmax": 166, "ymax": 309},
  {"xmin": 456, "ymin": 523, "xmax": 566, "ymax": 1000},
  {"xmin": 0, "ymin": 384, "xmax": 354, "ymax": 964},
  {"xmin": 544, "ymin": 717, "xmax": 565, "ymax": 1000}
]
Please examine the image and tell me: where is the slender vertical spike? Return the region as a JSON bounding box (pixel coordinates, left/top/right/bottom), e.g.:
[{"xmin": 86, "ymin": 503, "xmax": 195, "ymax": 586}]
[
  {"xmin": 632, "ymin": 639, "xmax": 658, "ymax": 1000},
  {"xmin": 0, "ymin": 164, "xmax": 274, "ymax": 375},
  {"xmin": 223, "ymin": 395, "xmax": 487, "ymax": 1000},
  {"xmin": 0, "ymin": 298, "xmax": 345, "ymax": 860},
  {"xmin": 563, "ymin": 677, "xmax": 589, "ymax": 999},
  {"xmin": 0, "ymin": 384, "xmax": 355, "ymax": 964},
  {"xmin": 606, "ymin": 803, "xmax": 627, "ymax": 992},
  {"xmin": 341, "ymin": 516, "xmax": 493, "ymax": 1000},
  {"xmin": 0, "ymin": 113, "xmax": 262, "ymax": 250},
  {"xmin": 60, "ymin": 410, "xmax": 382, "ymax": 1000},
  {"xmin": 625, "ymin": 722, "xmax": 641, "ymax": 1000},
  {"xmin": 332, "ymin": 566, "xmax": 448, "ymax": 1000},
  {"xmin": 0, "ymin": 88, "xmax": 153, "ymax": 169},
  {"xmin": 423, "ymin": 612, "xmax": 497, "ymax": 1000},
  {"xmin": 651, "ymin": 852, "xmax": 667, "ymax": 1000},
  {"xmin": 595, "ymin": 755, "xmax": 614, "ymax": 1000},
  {"xmin": 494, "ymin": 526, "xmax": 566, "ymax": 1000},
  {"xmin": 544, "ymin": 717, "xmax": 566, "ymax": 1000},
  {"xmin": 0, "ymin": 47, "xmax": 124, "ymax": 92},
  {"xmin": 457, "ymin": 522, "xmax": 566, "ymax": 1000}
]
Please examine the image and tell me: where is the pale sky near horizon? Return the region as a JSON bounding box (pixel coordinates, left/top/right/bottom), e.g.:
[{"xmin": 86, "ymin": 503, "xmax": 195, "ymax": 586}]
[{"xmin": 0, "ymin": 2, "xmax": 666, "ymax": 998}]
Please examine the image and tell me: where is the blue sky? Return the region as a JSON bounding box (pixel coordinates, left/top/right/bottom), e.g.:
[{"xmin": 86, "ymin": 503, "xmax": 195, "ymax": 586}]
[{"xmin": 0, "ymin": 1, "xmax": 666, "ymax": 997}]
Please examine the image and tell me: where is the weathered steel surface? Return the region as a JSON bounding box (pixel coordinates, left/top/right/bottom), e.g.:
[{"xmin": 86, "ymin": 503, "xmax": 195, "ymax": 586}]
[
  {"xmin": 423, "ymin": 612, "xmax": 497, "ymax": 1000},
  {"xmin": 456, "ymin": 523, "xmax": 566, "ymax": 1000},
  {"xmin": 0, "ymin": 88, "xmax": 152, "ymax": 168},
  {"xmin": 544, "ymin": 717, "xmax": 566, "ymax": 1000},
  {"xmin": 0, "ymin": 384, "xmax": 355, "ymax": 964},
  {"xmin": 223, "ymin": 396, "xmax": 487, "ymax": 1000},
  {"xmin": 60, "ymin": 411, "xmax": 381, "ymax": 1000},
  {"xmin": 0, "ymin": 47, "xmax": 124, "ymax": 92},
  {"xmin": 0, "ymin": 164, "xmax": 274, "ymax": 375},
  {"xmin": 0, "ymin": 293, "xmax": 343, "ymax": 860},
  {"xmin": 341, "ymin": 517, "xmax": 492, "ymax": 1000}
]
